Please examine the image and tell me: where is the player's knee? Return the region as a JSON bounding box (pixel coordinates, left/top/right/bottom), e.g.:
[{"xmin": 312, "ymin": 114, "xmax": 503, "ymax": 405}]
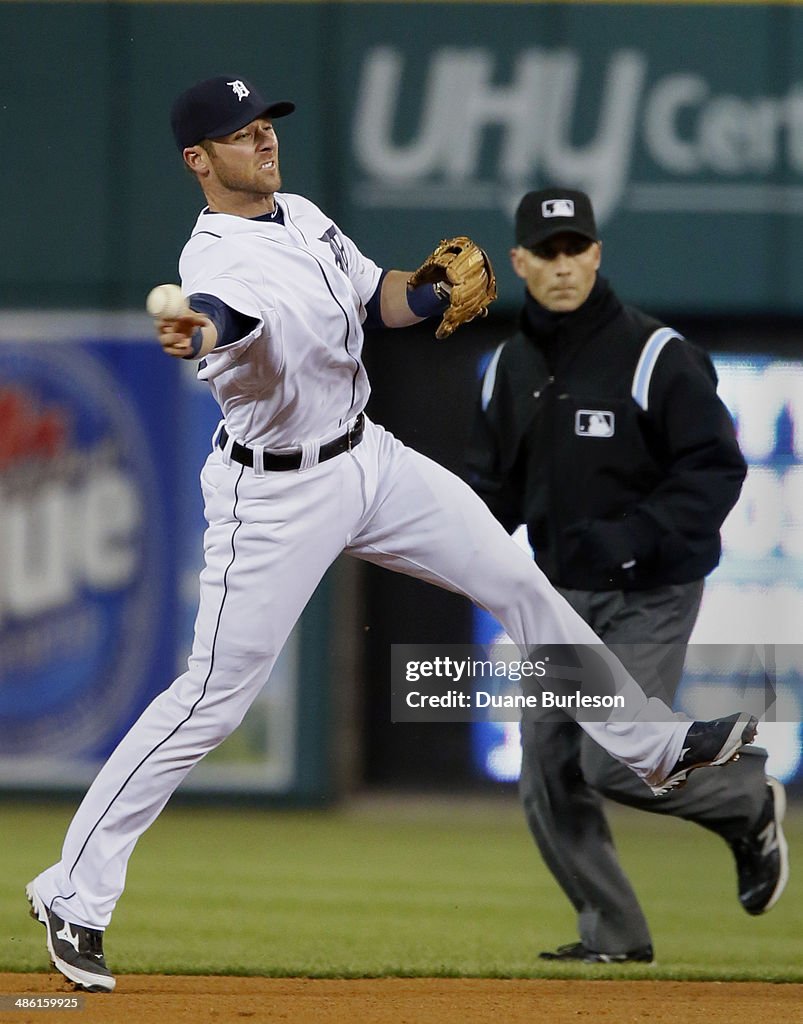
[{"xmin": 505, "ymin": 559, "xmax": 549, "ymax": 611}]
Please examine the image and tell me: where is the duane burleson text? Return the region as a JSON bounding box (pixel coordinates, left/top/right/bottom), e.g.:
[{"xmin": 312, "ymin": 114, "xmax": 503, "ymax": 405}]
[{"xmin": 405, "ymin": 691, "xmax": 625, "ymax": 709}]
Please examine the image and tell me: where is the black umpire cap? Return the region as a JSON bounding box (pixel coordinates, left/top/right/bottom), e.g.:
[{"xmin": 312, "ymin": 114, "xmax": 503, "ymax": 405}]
[
  {"xmin": 171, "ymin": 75, "xmax": 295, "ymax": 151},
  {"xmin": 515, "ymin": 189, "xmax": 598, "ymax": 250}
]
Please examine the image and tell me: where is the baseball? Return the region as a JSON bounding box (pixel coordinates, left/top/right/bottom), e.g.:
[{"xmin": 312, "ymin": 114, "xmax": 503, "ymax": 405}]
[{"xmin": 146, "ymin": 283, "xmax": 188, "ymax": 319}]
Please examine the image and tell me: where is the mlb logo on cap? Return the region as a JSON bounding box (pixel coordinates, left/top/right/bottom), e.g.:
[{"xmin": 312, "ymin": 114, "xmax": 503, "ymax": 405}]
[
  {"xmin": 515, "ymin": 189, "xmax": 598, "ymax": 249},
  {"xmin": 542, "ymin": 198, "xmax": 576, "ymax": 218}
]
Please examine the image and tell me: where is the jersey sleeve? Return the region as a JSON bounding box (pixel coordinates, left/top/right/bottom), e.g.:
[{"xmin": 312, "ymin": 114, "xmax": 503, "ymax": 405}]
[
  {"xmin": 179, "ymin": 236, "xmax": 266, "ymax": 365},
  {"xmin": 328, "ymin": 222, "xmax": 383, "ymax": 307}
]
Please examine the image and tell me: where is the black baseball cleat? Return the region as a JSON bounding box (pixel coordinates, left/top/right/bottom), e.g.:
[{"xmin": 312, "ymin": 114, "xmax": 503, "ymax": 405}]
[
  {"xmin": 25, "ymin": 882, "xmax": 115, "ymax": 993},
  {"xmin": 650, "ymin": 712, "xmax": 758, "ymax": 796},
  {"xmin": 730, "ymin": 776, "xmax": 789, "ymax": 915},
  {"xmin": 539, "ymin": 941, "xmax": 654, "ymax": 964}
]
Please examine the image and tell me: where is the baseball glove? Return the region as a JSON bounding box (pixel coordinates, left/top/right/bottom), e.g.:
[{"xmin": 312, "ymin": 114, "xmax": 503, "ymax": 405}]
[{"xmin": 408, "ymin": 236, "xmax": 497, "ymax": 339}]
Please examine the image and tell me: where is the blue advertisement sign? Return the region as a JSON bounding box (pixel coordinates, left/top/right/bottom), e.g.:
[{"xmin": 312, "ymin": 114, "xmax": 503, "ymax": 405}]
[
  {"xmin": 0, "ymin": 324, "xmax": 315, "ymax": 798},
  {"xmin": 0, "ymin": 339, "xmax": 179, "ymax": 771}
]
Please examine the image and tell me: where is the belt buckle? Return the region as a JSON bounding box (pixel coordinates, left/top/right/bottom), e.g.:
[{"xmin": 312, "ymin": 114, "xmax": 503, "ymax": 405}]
[{"xmin": 346, "ymin": 413, "xmax": 362, "ymax": 452}]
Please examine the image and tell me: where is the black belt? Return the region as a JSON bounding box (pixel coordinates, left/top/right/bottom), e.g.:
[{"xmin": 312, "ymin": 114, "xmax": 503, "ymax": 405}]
[{"xmin": 219, "ymin": 413, "xmax": 364, "ymax": 471}]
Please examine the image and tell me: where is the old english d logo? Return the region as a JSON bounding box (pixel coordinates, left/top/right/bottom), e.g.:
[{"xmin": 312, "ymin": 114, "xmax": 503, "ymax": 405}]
[
  {"xmin": 227, "ymin": 80, "xmax": 250, "ymax": 101},
  {"xmin": 576, "ymin": 410, "xmax": 615, "ymax": 437},
  {"xmin": 320, "ymin": 225, "xmax": 348, "ymax": 272}
]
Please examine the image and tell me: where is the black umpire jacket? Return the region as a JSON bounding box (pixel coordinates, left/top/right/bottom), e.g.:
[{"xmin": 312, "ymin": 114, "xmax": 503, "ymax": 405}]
[{"xmin": 466, "ymin": 276, "xmax": 747, "ymax": 591}]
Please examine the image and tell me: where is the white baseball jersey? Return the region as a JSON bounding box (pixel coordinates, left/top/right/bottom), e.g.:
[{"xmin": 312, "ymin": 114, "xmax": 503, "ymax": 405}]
[
  {"xmin": 33, "ymin": 195, "xmax": 695, "ymax": 934},
  {"xmin": 180, "ymin": 193, "xmax": 380, "ymax": 449}
]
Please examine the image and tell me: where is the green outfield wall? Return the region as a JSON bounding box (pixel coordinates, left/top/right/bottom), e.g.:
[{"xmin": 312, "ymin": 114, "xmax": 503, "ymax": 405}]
[{"xmin": 1, "ymin": 1, "xmax": 802, "ymax": 313}]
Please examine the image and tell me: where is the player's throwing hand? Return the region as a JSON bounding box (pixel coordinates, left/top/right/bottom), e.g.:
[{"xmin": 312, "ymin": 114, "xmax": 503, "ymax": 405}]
[
  {"xmin": 155, "ymin": 309, "xmax": 212, "ymax": 359},
  {"xmin": 146, "ymin": 283, "xmax": 215, "ymax": 359}
]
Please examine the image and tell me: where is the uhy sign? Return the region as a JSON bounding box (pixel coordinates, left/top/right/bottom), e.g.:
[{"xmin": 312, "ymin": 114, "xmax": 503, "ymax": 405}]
[{"xmin": 353, "ymin": 47, "xmax": 803, "ymax": 223}]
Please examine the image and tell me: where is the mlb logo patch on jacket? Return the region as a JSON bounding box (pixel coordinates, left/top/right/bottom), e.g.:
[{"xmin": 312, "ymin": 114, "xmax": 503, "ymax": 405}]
[{"xmin": 576, "ymin": 410, "xmax": 615, "ymax": 437}]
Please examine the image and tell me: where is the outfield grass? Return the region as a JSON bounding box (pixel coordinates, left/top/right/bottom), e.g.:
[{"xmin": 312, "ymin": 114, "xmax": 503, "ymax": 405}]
[{"xmin": 3, "ymin": 794, "xmax": 800, "ymax": 982}]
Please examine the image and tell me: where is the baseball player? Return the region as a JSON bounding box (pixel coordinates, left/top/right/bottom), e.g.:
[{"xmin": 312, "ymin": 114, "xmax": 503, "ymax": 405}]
[{"xmin": 26, "ymin": 75, "xmax": 757, "ymax": 993}]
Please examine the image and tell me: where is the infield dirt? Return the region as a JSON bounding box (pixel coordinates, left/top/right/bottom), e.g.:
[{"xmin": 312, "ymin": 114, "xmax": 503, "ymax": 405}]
[{"xmin": 1, "ymin": 974, "xmax": 801, "ymax": 1024}]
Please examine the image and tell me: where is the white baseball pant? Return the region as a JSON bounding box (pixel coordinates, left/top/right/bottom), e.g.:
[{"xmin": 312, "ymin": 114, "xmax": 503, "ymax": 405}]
[{"xmin": 34, "ymin": 417, "xmax": 687, "ymax": 928}]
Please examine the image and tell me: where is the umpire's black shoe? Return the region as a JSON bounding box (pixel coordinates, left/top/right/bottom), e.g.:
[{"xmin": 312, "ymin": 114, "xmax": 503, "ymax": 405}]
[
  {"xmin": 539, "ymin": 942, "xmax": 654, "ymax": 965},
  {"xmin": 26, "ymin": 882, "xmax": 115, "ymax": 993},
  {"xmin": 650, "ymin": 712, "xmax": 758, "ymax": 796},
  {"xmin": 730, "ymin": 776, "xmax": 789, "ymax": 915}
]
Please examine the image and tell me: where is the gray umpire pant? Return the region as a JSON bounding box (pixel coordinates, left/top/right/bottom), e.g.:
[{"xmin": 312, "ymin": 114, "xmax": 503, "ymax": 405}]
[{"xmin": 519, "ymin": 579, "xmax": 768, "ymax": 954}]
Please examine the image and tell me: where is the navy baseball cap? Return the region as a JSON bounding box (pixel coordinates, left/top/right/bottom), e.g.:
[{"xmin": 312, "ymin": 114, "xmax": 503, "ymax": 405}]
[
  {"xmin": 171, "ymin": 75, "xmax": 295, "ymax": 150},
  {"xmin": 515, "ymin": 189, "xmax": 598, "ymax": 249}
]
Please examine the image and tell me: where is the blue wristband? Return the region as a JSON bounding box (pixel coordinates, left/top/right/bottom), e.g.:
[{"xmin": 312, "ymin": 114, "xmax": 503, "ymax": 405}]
[
  {"xmin": 182, "ymin": 326, "xmax": 204, "ymax": 360},
  {"xmin": 407, "ymin": 282, "xmax": 450, "ymax": 319}
]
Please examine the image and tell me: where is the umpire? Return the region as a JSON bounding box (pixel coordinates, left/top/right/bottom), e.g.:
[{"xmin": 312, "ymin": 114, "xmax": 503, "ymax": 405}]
[{"xmin": 467, "ymin": 189, "xmax": 788, "ymax": 962}]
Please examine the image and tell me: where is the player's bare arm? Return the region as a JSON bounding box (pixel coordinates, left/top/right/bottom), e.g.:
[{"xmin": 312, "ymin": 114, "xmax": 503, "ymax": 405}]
[{"xmin": 381, "ymin": 270, "xmax": 426, "ymax": 327}]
